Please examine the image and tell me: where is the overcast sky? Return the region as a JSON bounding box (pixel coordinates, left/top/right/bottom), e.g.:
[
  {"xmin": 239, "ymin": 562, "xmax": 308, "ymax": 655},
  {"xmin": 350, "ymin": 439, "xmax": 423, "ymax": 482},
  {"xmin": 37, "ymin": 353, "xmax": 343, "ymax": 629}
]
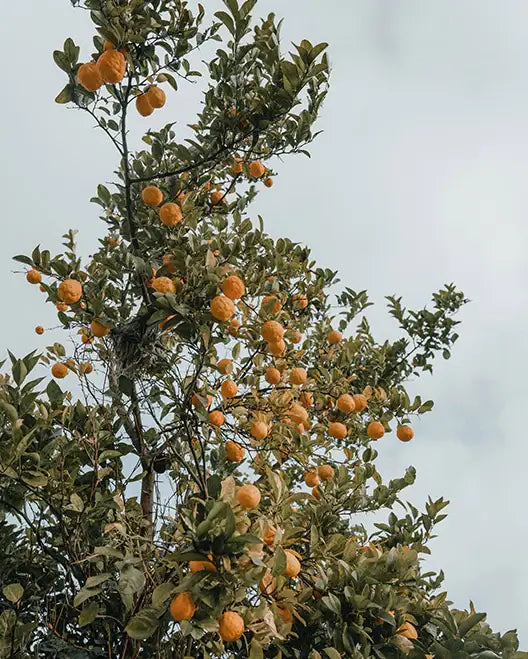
[{"xmin": 1, "ymin": 0, "xmax": 527, "ymax": 646}]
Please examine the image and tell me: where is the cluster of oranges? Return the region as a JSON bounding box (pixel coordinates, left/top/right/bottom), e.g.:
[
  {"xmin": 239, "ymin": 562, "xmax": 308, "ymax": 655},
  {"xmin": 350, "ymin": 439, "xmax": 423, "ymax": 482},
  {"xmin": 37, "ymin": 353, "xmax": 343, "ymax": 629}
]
[{"xmin": 77, "ymin": 41, "xmax": 126, "ymax": 92}]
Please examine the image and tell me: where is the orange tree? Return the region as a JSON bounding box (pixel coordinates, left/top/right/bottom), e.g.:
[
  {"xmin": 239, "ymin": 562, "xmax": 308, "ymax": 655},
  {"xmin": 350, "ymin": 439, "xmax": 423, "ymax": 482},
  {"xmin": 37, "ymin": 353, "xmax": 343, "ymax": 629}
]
[{"xmin": 0, "ymin": 1, "xmax": 524, "ymax": 658}]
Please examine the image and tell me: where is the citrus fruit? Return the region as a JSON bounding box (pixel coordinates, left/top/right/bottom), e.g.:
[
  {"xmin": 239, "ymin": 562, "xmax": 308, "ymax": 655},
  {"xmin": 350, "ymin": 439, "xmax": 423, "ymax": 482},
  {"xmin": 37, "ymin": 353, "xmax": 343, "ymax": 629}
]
[{"xmin": 142, "ymin": 186, "xmax": 163, "ymax": 207}]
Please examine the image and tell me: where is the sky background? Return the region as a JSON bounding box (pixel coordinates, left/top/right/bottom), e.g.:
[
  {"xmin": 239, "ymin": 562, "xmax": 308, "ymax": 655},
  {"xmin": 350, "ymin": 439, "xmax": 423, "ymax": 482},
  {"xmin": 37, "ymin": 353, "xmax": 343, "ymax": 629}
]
[{"xmin": 1, "ymin": 0, "xmax": 527, "ymax": 646}]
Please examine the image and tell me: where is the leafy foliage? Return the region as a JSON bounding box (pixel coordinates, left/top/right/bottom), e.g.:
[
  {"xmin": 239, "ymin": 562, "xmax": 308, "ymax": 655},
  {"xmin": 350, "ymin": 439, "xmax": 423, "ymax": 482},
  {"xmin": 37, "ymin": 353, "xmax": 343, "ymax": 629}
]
[{"xmin": 0, "ymin": 1, "xmax": 523, "ymax": 657}]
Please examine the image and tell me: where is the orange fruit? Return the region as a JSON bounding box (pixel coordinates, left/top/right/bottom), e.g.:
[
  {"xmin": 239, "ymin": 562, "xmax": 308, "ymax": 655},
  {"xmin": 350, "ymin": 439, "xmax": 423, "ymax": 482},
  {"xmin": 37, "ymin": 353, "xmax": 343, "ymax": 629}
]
[
  {"xmin": 263, "ymin": 527, "xmax": 276, "ymax": 545},
  {"xmin": 142, "ymin": 186, "xmax": 163, "ymax": 207},
  {"xmin": 236, "ymin": 484, "xmax": 261, "ymax": 509},
  {"xmin": 249, "ymin": 161, "xmax": 265, "ymax": 178},
  {"xmin": 250, "ymin": 420, "xmax": 268, "ymax": 440},
  {"xmin": 261, "ymin": 320, "xmax": 284, "ymax": 343},
  {"xmin": 328, "ymin": 422, "xmax": 347, "ymax": 439},
  {"xmin": 228, "ymin": 318, "xmax": 241, "ymax": 336},
  {"xmin": 189, "ymin": 559, "xmax": 216, "ymax": 572},
  {"xmin": 397, "ymin": 425, "xmax": 414, "ymax": 442},
  {"xmin": 222, "ymin": 275, "xmax": 245, "ymax": 300},
  {"xmin": 289, "ymin": 368, "xmax": 307, "ymax": 385},
  {"xmin": 328, "ymin": 330, "xmax": 342, "ymax": 345},
  {"xmin": 304, "ymin": 470, "xmax": 320, "ymax": 487},
  {"xmin": 312, "ymin": 486, "xmax": 321, "ymax": 500},
  {"xmin": 58, "ymin": 279, "xmax": 82, "ymax": 304},
  {"xmin": 136, "ymin": 93, "xmax": 154, "ymax": 117},
  {"xmin": 284, "ymin": 550, "xmax": 301, "ymax": 578},
  {"xmin": 159, "ymin": 202, "xmax": 182, "ymax": 226},
  {"xmin": 265, "ymin": 367, "xmax": 281, "ymax": 385},
  {"xmin": 97, "ymin": 49, "xmax": 126, "ymax": 84},
  {"xmin": 286, "ymin": 403, "xmax": 308, "ymax": 425},
  {"xmin": 210, "ymin": 295, "xmax": 235, "ymax": 322},
  {"xmin": 103, "ymin": 40, "xmax": 115, "ymax": 51},
  {"xmin": 26, "ymin": 269, "xmax": 42, "ymax": 284},
  {"xmin": 210, "ymin": 190, "xmax": 223, "ymax": 205},
  {"xmin": 299, "ymin": 391, "xmax": 313, "ymax": 408},
  {"xmin": 221, "ymin": 379, "xmax": 238, "ymax": 398},
  {"xmin": 81, "ymin": 362, "xmax": 93, "ymax": 374},
  {"xmin": 337, "ymin": 394, "xmax": 355, "ymax": 414},
  {"xmin": 318, "ymin": 464, "xmax": 334, "ymax": 480},
  {"xmin": 162, "ymin": 254, "xmax": 177, "ymax": 273},
  {"xmin": 209, "ymin": 410, "xmax": 225, "ymax": 427},
  {"xmin": 225, "ymin": 440, "xmax": 245, "ymax": 462},
  {"xmin": 77, "ymin": 62, "xmax": 103, "ymax": 91},
  {"xmin": 291, "ymin": 331, "xmax": 303, "ymax": 344},
  {"xmin": 151, "ymin": 277, "xmax": 176, "ymax": 294},
  {"xmin": 218, "ymin": 611, "xmax": 245, "ymax": 643},
  {"xmin": 259, "ymin": 570, "xmax": 276, "ymax": 595},
  {"xmin": 263, "ymin": 177, "xmax": 273, "ymax": 188},
  {"xmin": 147, "ymin": 85, "xmax": 166, "ymax": 109},
  {"xmin": 395, "ymin": 621, "xmax": 418, "ymax": 640},
  {"xmin": 367, "ymin": 421, "xmax": 385, "ymax": 440},
  {"xmin": 352, "ymin": 393, "xmax": 368, "ymax": 413},
  {"xmin": 268, "ymin": 339, "xmax": 286, "ymax": 356},
  {"xmin": 91, "ymin": 319, "xmax": 109, "ymax": 338},
  {"xmin": 169, "ymin": 592, "xmax": 196, "ymax": 622},
  {"xmin": 56, "ymin": 302, "xmax": 68, "ymax": 312},
  {"xmin": 81, "ymin": 334, "xmax": 93, "ymax": 345},
  {"xmin": 292, "ymin": 293, "xmax": 308, "ymax": 309},
  {"xmin": 217, "ymin": 358, "xmax": 233, "ymax": 375},
  {"xmin": 192, "ymin": 393, "xmax": 212, "ymax": 408},
  {"xmin": 231, "ymin": 160, "xmax": 243, "ymax": 175},
  {"xmin": 39, "ymin": 284, "xmax": 46, "ymax": 292},
  {"xmin": 277, "ymin": 606, "xmax": 293, "ymax": 624},
  {"xmin": 261, "ymin": 295, "xmax": 282, "ymax": 314},
  {"xmin": 51, "ymin": 363, "xmax": 68, "ymax": 379},
  {"xmin": 35, "ymin": 326, "xmax": 44, "ymax": 335}
]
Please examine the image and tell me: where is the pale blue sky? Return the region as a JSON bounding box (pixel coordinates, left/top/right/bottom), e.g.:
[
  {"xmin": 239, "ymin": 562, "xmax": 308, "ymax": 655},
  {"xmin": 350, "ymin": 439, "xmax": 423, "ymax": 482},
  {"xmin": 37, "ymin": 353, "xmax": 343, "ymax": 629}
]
[{"xmin": 1, "ymin": 0, "xmax": 527, "ymax": 645}]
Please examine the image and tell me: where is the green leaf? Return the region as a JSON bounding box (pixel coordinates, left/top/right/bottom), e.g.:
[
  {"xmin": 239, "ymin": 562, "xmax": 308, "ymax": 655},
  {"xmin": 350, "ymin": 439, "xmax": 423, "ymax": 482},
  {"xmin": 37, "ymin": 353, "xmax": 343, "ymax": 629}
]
[
  {"xmin": 125, "ymin": 608, "xmax": 159, "ymax": 640},
  {"xmin": 2, "ymin": 583, "xmax": 23, "ymax": 604},
  {"xmin": 73, "ymin": 587, "xmax": 101, "ymax": 608},
  {"xmin": 272, "ymin": 546, "xmax": 287, "ymax": 577},
  {"xmin": 55, "ymin": 84, "xmax": 74, "ymax": 104},
  {"xmin": 249, "ymin": 637, "xmax": 264, "ymax": 659},
  {"xmin": 79, "ymin": 601, "xmax": 99, "ymax": 627},
  {"xmin": 151, "ymin": 582, "xmax": 176, "ymax": 608},
  {"xmin": 457, "ymin": 611, "xmax": 487, "ymax": 638},
  {"xmin": 0, "ymin": 400, "xmax": 18, "ymax": 422},
  {"xmin": 85, "ymin": 573, "xmax": 111, "ymax": 589},
  {"xmin": 53, "ymin": 50, "xmax": 70, "ymax": 73},
  {"xmin": 323, "ymin": 649, "xmax": 342, "ymax": 659}
]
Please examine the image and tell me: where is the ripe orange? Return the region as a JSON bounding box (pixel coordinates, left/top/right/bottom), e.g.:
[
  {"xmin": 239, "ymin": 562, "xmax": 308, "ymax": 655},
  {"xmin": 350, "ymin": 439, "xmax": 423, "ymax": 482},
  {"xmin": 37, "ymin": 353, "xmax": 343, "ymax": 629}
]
[
  {"xmin": 58, "ymin": 279, "xmax": 82, "ymax": 304},
  {"xmin": 277, "ymin": 606, "xmax": 293, "ymax": 624},
  {"xmin": 217, "ymin": 358, "xmax": 233, "ymax": 375},
  {"xmin": 396, "ymin": 621, "xmax": 418, "ymax": 640},
  {"xmin": 289, "ymin": 367, "xmax": 307, "ymax": 385},
  {"xmin": 268, "ymin": 339, "xmax": 286, "ymax": 356},
  {"xmin": 231, "ymin": 160, "xmax": 243, "ymax": 175},
  {"xmin": 291, "ymin": 331, "xmax": 303, "ymax": 344},
  {"xmin": 159, "ymin": 202, "xmax": 182, "ymax": 226},
  {"xmin": 56, "ymin": 302, "xmax": 68, "ymax": 312},
  {"xmin": 169, "ymin": 592, "xmax": 196, "ymax": 622},
  {"xmin": 228, "ymin": 318, "xmax": 241, "ymax": 337},
  {"xmin": 284, "ymin": 550, "xmax": 301, "ymax": 578},
  {"xmin": 189, "ymin": 559, "xmax": 216, "ymax": 572},
  {"xmin": 263, "ymin": 177, "xmax": 273, "ymax": 188},
  {"xmin": 292, "ymin": 293, "xmax": 308, "ymax": 309},
  {"xmin": 225, "ymin": 440, "xmax": 245, "ymax": 462},
  {"xmin": 208, "ymin": 410, "xmax": 225, "ymax": 427},
  {"xmin": 151, "ymin": 277, "xmax": 176, "ymax": 294},
  {"xmin": 286, "ymin": 403, "xmax": 308, "ymax": 425},
  {"xmin": 250, "ymin": 420, "xmax": 268, "ymax": 440},
  {"xmin": 261, "ymin": 295, "xmax": 282, "ymax": 314},
  {"xmin": 299, "ymin": 391, "xmax": 314, "ymax": 408},
  {"xmin": 218, "ymin": 611, "xmax": 245, "ymax": 643},
  {"xmin": 221, "ymin": 379, "xmax": 238, "ymax": 398},
  {"xmin": 328, "ymin": 422, "xmax": 347, "ymax": 439},
  {"xmin": 249, "ymin": 161, "xmax": 265, "ymax": 178},
  {"xmin": 35, "ymin": 326, "xmax": 44, "ymax": 335},
  {"xmin": 142, "ymin": 186, "xmax": 163, "ymax": 207},
  {"xmin": 91, "ymin": 319, "xmax": 109, "ymax": 338},
  {"xmin": 136, "ymin": 93, "xmax": 154, "ymax": 117},
  {"xmin": 397, "ymin": 425, "xmax": 414, "ymax": 442},
  {"xmin": 210, "ymin": 190, "xmax": 223, "ymax": 205},
  {"xmin": 222, "ymin": 275, "xmax": 245, "ymax": 300},
  {"xmin": 304, "ymin": 470, "xmax": 320, "ymax": 487},
  {"xmin": 39, "ymin": 284, "xmax": 46, "ymax": 292},
  {"xmin": 353, "ymin": 393, "xmax": 368, "ymax": 413},
  {"xmin": 337, "ymin": 394, "xmax": 355, "ymax": 414},
  {"xmin": 265, "ymin": 367, "xmax": 281, "ymax": 385},
  {"xmin": 26, "ymin": 269, "xmax": 42, "ymax": 284},
  {"xmin": 51, "ymin": 363, "xmax": 68, "ymax": 379},
  {"xmin": 103, "ymin": 40, "xmax": 115, "ymax": 51},
  {"xmin": 261, "ymin": 320, "xmax": 284, "ymax": 343},
  {"xmin": 328, "ymin": 329, "xmax": 342, "ymax": 345},
  {"xmin": 147, "ymin": 85, "xmax": 166, "ymax": 109},
  {"xmin": 236, "ymin": 484, "xmax": 261, "ymax": 509},
  {"xmin": 367, "ymin": 421, "xmax": 385, "ymax": 440},
  {"xmin": 81, "ymin": 334, "xmax": 93, "ymax": 345},
  {"xmin": 263, "ymin": 527, "xmax": 276, "ymax": 545},
  {"xmin": 77, "ymin": 62, "xmax": 103, "ymax": 91},
  {"xmin": 318, "ymin": 464, "xmax": 335, "ymax": 481},
  {"xmin": 210, "ymin": 295, "xmax": 235, "ymax": 322},
  {"xmin": 97, "ymin": 49, "xmax": 126, "ymax": 84}
]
